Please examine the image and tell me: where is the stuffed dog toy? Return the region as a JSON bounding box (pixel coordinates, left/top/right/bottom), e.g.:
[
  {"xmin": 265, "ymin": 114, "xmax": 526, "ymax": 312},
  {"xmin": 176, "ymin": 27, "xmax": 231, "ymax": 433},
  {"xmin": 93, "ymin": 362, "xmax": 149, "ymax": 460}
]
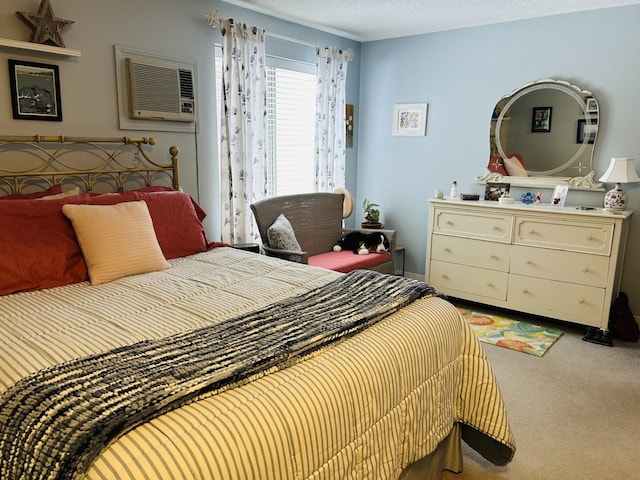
[{"xmin": 333, "ymin": 232, "xmax": 390, "ymax": 255}]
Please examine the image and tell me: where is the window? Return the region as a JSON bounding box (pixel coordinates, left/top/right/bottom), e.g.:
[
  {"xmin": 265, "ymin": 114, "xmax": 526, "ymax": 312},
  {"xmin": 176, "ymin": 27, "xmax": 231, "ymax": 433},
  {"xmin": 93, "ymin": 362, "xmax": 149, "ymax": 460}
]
[{"xmin": 216, "ymin": 52, "xmax": 316, "ymax": 196}]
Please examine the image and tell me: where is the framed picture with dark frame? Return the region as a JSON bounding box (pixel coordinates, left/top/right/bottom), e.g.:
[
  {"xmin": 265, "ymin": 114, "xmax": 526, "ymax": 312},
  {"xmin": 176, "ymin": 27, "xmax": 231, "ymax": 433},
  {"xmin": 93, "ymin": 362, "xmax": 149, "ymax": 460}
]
[
  {"xmin": 576, "ymin": 118, "xmax": 597, "ymax": 144},
  {"xmin": 484, "ymin": 182, "xmax": 511, "ymax": 201},
  {"xmin": 531, "ymin": 106, "xmax": 552, "ymax": 132},
  {"xmin": 8, "ymin": 59, "xmax": 62, "ymax": 121}
]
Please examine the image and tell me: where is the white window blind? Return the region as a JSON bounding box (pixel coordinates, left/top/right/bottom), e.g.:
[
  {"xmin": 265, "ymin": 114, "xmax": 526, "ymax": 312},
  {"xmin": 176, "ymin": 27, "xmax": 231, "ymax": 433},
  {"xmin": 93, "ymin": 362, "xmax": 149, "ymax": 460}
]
[{"xmin": 216, "ymin": 51, "xmax": 316, "ymax": 197}]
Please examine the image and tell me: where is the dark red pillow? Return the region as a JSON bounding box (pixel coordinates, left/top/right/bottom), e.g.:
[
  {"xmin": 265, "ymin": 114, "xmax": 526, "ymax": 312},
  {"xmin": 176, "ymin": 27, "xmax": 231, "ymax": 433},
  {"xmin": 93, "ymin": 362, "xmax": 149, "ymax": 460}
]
[
  {"xmin": 0, "ymin": 194, "xmax": 92, "ymax": 295},
  {"xmin": 487, "ymin": 156, "xmax": 507, "ymax": 176},
  {"xmin": 1, "ymin": 184, "xmax": 63, "ymax": 200},
  {"xmin": 88, "ymin": 191, "xmax": 208, "ymax": 259},
  {"xmin": 118, "ymin": 187, "xmax": 207, "ymax": 221}
]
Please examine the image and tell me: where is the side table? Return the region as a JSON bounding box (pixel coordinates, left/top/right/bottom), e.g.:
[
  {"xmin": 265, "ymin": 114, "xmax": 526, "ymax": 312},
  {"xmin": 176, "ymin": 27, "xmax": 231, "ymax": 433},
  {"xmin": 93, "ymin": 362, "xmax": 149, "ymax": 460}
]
[
  {"xmin": 395, "ymin": 244, "xmax": 405, "ymax": 276},
  {"xmin": 232, "ymin": 243, "xmax": 260, "ymax": 253}
]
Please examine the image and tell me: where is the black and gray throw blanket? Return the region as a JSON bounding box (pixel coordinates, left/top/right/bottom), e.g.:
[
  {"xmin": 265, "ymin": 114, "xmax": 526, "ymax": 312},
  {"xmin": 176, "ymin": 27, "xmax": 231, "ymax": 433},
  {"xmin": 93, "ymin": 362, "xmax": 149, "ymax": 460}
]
[{"xmin": 0, "ymin": 270, "xmax": 436, "ymax": 480}]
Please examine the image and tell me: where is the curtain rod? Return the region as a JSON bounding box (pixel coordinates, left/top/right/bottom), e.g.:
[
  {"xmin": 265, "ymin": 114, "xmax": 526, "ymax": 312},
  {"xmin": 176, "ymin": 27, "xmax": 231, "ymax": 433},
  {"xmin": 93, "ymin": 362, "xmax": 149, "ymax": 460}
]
[{"xmin": 206, "ymin": 9, "xmax": 354, "ymax": 60}]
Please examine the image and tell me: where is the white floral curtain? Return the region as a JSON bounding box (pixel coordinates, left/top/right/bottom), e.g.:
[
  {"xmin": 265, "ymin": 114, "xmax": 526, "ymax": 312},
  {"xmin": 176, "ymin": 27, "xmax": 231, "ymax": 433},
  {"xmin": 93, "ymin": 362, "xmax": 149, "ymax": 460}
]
[
  {"xmin": 219, "ymin": 19, "xmax": 267, "ymax": 244},
  {"xmin": 314, "ymin": 46, "xmax": 351, "ymax": 192}
]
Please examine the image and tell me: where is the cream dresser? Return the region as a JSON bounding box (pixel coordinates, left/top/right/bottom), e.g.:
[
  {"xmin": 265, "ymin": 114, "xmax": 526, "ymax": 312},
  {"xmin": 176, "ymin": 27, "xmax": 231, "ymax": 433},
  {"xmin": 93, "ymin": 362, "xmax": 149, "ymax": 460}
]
[{"xmin": 425, "ymin": 199, "xmax": 632, "ymax": 329}]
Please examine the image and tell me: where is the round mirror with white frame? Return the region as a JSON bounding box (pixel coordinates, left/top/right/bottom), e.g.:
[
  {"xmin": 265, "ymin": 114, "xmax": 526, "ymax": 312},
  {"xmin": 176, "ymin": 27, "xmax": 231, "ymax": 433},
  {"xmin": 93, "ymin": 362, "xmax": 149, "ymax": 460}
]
[{"xmin": 477, "ymin": 79, "xmax": 604, "ymax": 190}]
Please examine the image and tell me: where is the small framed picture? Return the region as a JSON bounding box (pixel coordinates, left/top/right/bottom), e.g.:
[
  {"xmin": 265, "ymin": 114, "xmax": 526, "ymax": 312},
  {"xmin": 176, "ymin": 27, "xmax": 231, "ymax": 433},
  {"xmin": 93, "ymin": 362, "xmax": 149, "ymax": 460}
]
[
  {"xmin": 485, "ymin": 182, "xmax": 511, "ymax": 201},
  {"xmin": 392, "ymin": 103, "xmax": 428, "ymax": 136},
  {"xmin": 551, "ymin": 185, "xmax": 569, "ymax": 206},
  {"xmin": 586, "ymin": 97, "xmax": 598, "ymax": 113},
  {"xmin": 576, "ymin": 118, "xmax": 598, "ymax": 144},
  {"xmin": 8, "ymin": 59, "xmax": 62, "ymax": 121},
  {"xmin": 531, "ymin": 106, "xmax": 552, "ymax": 132}
]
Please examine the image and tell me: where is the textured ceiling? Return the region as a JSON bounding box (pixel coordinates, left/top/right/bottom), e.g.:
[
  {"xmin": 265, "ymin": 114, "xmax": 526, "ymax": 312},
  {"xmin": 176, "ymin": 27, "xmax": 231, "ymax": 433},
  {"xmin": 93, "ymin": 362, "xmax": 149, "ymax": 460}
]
[{"xmin": 221, "ymin": 0, "xmax": 640, "ymax": 41}]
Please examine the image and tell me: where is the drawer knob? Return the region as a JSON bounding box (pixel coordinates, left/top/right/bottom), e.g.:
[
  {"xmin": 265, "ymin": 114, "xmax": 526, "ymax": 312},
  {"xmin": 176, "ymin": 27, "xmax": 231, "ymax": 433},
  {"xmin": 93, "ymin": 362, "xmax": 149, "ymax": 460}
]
[
  {"xmin": 444, "ymin": 247, "xmax": 452, "ymax": 253},
  {"xmin": 583, "ymin": 267, "xmax": 590, "ymax": 273},
  {"xmin": 492, "ymin": 226, "xmax": 501, "ymax": 231},
  {"xmin": 522, "ymin": 288, "xmax": 529, "ymax": 294},
  {"xmin": 526, "ymin": 260, "xmax": 534, "ymax": 265},
  {"xmin": 578, "ymin": 298, "xmax": 585, "ymax": 304},
  {"xmin": 587, "ymin": 235, "xmax": 594, "ymax": 241},
  {"xmin": 487, "ymin": 282, "xmax": 494, "ymax": 288},
  {"xmin": 529, "ymin": 230, "xmax": 537, "ymax": 235}
]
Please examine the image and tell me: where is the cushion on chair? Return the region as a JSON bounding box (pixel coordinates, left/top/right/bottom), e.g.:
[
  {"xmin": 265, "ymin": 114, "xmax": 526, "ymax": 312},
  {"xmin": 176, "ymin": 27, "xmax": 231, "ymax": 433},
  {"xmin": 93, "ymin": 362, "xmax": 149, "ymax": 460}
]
[
  {"xmin": 308, "ymin": 251, "xmax": 392, "ymax": 273},
  {"xmin": 267, "ymin": 214, "xmax": 302, "ymax": 252}
]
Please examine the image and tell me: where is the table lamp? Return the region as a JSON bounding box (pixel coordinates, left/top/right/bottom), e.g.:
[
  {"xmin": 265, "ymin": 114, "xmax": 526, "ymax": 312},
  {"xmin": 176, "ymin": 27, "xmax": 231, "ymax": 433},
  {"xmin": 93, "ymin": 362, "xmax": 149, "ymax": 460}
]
[{"xmin": 598, "ymin": 157, "xmax": 640, "ymax": 210}]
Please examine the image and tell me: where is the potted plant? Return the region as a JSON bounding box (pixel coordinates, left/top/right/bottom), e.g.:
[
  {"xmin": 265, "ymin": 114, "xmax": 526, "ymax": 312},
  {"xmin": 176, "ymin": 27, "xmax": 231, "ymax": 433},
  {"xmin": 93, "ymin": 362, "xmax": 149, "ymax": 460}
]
[{"xmin": 362, "ymin": 198, "xmax": 382, "ymax": 229}]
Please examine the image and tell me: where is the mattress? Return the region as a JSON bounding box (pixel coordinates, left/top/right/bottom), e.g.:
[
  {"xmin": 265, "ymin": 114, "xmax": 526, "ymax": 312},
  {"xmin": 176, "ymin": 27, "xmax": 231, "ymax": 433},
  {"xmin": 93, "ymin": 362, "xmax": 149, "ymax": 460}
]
[{"xmin": 0, "ymin": 247, "xmax": 515, "ymax": 479}]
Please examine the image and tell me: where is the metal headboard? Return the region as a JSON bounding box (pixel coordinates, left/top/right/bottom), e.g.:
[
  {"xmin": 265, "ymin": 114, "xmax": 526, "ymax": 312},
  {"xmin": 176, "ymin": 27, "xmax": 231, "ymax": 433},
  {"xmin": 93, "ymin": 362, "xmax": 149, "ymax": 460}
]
[{"xmin": 0, "ymin": 135, "xmax": 179, "ymax": 195}]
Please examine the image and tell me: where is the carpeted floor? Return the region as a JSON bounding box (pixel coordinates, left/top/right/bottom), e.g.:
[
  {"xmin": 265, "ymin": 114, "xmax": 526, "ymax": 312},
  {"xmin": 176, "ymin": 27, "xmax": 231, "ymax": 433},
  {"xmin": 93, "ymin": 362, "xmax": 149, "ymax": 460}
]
[
  {"xmin": 444, "ymin": 299, "xmax": 640, "ymax": 480},
  {"xmin": 457, "ymin": 307, "xmax": 563, "ymax": 356}
]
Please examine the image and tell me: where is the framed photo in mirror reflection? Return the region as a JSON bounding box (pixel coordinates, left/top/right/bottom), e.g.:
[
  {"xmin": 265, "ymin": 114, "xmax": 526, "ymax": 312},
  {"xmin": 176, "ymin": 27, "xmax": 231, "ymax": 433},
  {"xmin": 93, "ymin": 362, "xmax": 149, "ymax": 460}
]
[
  {"xmin": 531, "ymin": 106, "xmax": 552, "ymax": 132},
  {"xmin": 586, "ymin": 97, "xmax": 598, "ymax": 113},
  {"xmin": 576, "ymin": 119, "xmax": 597, "ymax": 144}
]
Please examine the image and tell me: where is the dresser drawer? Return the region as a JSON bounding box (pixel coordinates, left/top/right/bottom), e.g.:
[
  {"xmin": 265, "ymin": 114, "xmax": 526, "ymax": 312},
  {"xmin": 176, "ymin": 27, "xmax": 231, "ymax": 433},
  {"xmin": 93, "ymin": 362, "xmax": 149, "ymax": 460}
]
[
  {"xmin": 433, "ymin": 209, "xmax": 512, "ymax": 243},
  {"xmin": 514, "ymin": 216, "xmax": 613, "ymax": 255},
  {"xmin": 511, "ymin": 245, "xmax": 609, "ymax": 287},
  {"xmin": 431, "ymin": 235, "xmax": 510, "ymax": 272},
  {"xmin": 429, "ymin": 260, "xmax": 508, "ymax": 300},
  {"xmin": 508, "ymin": 275, "xmax": 605, "ymax": 322}
]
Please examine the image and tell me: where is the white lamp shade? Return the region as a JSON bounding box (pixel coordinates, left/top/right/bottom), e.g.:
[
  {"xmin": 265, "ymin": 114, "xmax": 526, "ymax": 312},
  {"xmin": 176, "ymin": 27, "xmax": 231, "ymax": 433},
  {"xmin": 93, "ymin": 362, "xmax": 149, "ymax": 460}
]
[
  {"xmin": 599, "ymin": 158, "xmax": 639, "ymax": 210},
  {"xmin": 598, "ymin": 157, "xmax": 640, "ymax": 183}
]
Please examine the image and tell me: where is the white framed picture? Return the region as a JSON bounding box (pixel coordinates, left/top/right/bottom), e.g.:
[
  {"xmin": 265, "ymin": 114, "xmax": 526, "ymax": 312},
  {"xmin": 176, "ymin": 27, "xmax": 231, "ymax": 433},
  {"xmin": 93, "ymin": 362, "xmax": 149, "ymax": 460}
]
[
  {"xmin": 392, "ymin": 103, "xmax": 428, "ymax": 136},
  {"xmin": 551, "ymin": 185, "xmax": 568, "ymax": 206}
]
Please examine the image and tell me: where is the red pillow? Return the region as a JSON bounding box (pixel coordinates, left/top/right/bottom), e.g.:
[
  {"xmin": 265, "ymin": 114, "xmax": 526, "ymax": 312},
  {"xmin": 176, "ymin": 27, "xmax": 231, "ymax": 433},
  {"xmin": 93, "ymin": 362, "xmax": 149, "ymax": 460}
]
[
  {"xmin": 115, "ymin": 187, "xmax": 207, "ymax": 222},
  {"xmin": 0, "ymin": 194, "xmax": 92, "ymax": 295},
  {"xmin": 487, "ymin": 156, "xmax": 507, "ymax": 176},
  {"xmin": 1, "ymin": 184, "xmax": 63, "ymax": 200},
  {"xmin": 88, "ymin": 191, "xmax": 208, "ymax": 259}
]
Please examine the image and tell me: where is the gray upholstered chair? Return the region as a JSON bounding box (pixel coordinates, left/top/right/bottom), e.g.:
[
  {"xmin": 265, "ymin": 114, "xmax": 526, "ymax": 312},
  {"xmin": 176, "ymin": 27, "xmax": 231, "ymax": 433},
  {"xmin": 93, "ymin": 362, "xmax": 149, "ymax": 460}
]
[{"xmin": 250, "ymin": 192, "xmax": 396, "ymax": 274}]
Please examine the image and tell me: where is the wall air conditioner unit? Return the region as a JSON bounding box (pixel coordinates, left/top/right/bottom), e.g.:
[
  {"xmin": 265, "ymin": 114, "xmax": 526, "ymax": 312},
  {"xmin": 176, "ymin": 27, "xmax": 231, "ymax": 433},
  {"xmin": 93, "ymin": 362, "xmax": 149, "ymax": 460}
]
[{"xmin": 126, "ymin": 58, "xmax": 195, "ymax": 122}]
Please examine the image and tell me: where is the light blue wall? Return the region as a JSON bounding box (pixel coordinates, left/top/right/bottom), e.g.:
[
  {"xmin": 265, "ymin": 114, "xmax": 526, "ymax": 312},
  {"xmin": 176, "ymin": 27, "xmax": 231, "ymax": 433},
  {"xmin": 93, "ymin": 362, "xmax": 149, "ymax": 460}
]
[{"xmin": 358, "ymin": 5, "xmax": 640, "ymax": 312}]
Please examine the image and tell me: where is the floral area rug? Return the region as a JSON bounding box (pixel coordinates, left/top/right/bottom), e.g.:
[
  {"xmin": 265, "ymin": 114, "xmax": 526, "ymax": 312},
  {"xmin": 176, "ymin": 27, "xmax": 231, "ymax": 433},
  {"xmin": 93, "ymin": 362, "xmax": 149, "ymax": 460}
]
[{"xmin": 457, "ymin": 308, "xmax": 563, "ymax": 357}]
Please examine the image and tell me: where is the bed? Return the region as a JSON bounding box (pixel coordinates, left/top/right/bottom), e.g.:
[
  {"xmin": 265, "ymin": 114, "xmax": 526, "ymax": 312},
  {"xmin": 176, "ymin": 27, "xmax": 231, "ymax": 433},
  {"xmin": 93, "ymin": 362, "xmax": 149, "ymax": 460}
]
[{"xmin": 0, "ymin": 136, "xmax": 515, "ymax": 479}]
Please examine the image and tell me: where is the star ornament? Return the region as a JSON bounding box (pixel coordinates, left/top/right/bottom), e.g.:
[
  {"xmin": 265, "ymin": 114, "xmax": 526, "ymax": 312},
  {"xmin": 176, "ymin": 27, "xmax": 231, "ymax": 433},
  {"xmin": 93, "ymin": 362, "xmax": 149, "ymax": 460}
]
[{"xmin": 16, "ymin": 0, "xmax": 74, "ymax": 48}]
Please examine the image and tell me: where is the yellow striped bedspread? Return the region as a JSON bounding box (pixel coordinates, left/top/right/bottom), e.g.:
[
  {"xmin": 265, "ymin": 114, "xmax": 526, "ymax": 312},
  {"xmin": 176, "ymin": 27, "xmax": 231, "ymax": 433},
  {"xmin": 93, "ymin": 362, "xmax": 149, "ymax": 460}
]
[{"xmin": 0, "ymin": 247, "xmax": 515, "ymax": 479}]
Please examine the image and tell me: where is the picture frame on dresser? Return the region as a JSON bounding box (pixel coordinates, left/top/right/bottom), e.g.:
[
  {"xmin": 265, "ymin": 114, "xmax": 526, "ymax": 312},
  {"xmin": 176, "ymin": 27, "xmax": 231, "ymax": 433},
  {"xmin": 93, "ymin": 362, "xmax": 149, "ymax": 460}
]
[
  {"xmin": 485, "ymin": 182, "xmax": 510, "ymax": 201},
  {"xmin": 551, "ymin": 185, "xmax": 568, "ymax": 206},
  {"xmin": 8, "ymin": 59, "xmax": 63, "ymax": 121}
]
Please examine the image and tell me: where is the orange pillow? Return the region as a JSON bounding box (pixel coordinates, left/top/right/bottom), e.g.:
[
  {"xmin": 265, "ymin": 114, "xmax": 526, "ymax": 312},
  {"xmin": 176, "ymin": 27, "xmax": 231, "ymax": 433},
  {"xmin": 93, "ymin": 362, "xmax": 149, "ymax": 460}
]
[{"xmin": 62, "ymin": 201, "xmax": 171, "ymax": 285}]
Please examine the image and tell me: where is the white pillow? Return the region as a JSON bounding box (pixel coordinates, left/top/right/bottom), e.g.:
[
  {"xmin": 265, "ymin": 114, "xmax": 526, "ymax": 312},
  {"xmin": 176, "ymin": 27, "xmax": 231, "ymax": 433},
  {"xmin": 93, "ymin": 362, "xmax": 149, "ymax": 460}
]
[
  {"xmin": 62, "ymin": 201, "xmax": 171, "ymax": 285},
  {"xmin": 504, "ymin": 156, "xmax": 528, "ymax": 176},
  {"xmin": 267, "ymin": 213, "xmax": 302, "ymax": 252}
]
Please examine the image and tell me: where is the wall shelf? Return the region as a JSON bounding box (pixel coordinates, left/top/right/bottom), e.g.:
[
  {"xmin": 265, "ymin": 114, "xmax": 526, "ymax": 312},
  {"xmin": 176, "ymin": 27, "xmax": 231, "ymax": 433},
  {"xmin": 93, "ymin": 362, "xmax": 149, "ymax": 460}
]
[{"xmin": 0, "ymin": 38, "xmax": 81, "ymax": 57}]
